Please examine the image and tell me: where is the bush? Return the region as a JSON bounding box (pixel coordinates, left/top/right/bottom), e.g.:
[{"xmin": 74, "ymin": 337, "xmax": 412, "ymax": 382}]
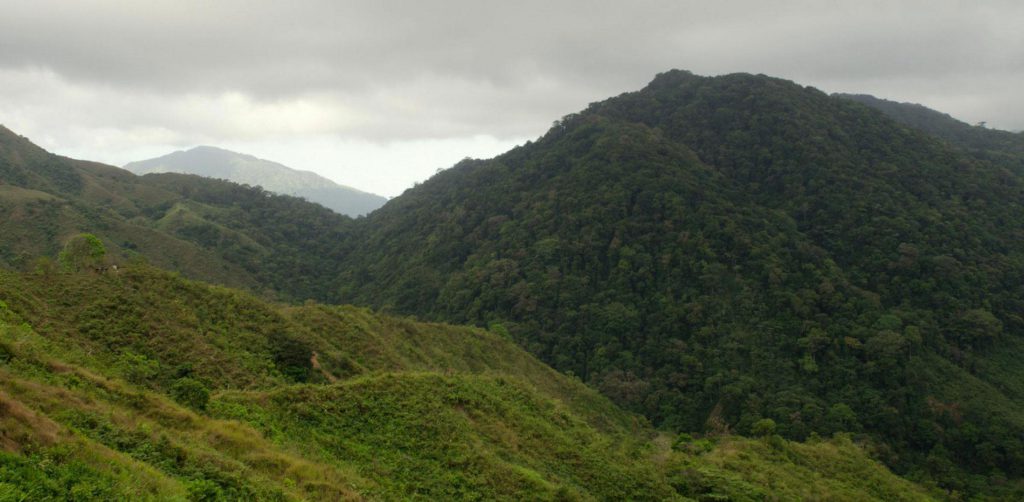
[
  {"xmin": 58, "ymin": 233, "xmax": 106, "ymax": 272},
  {"xmin": 115, "ymin": 351, "xmax": 160, "ymax": 384},
  {"xmin": 751, "ymin": 418, "xmax": 777, "ymax": 437},
  {"xmin": 170, "ymin": 377, "xmax": 210, "ymax": 410}
]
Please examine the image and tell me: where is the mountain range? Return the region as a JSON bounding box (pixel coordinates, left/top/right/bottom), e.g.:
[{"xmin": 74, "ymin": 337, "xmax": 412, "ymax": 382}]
[
  {"xmin": 124, "ymin": 146, "xmax": 387, "ymax": 216},
  {"xmin": 3, "ymin": 69, "xmax": 1024, "ymax": 499}
]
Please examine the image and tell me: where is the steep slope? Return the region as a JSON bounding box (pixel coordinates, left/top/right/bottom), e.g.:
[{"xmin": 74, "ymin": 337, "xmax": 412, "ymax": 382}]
[
  {"xmin": 0, "ymin": 127, "xmax": 354, "ymax": 301},
  {"xmin": 333, "ymin": 71, "xmax": 1024, "ymax": 494},
  {"xmin": 0, "ymin": 266, "xmax": 934, "ymax": 500},
  {"xmin": 125, "ymin": 146, "xmax": 387, "ymax": 216},
  {"xmin": 836, "ymin": 93, "xmax": 1024, "ymax": 167}
]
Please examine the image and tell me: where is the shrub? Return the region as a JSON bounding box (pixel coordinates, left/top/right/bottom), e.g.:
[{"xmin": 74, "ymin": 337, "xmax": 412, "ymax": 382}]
[
  {"xmin": 170, "ymin": 377, "xmax": 210, "ymax": 410},
  {"xmin": 58, "ymin": 233, "xmax": 106, "ymax": 272},
  {"xmin": 751, "ymin": 418, "xmax": 777, "ymax": 437}
]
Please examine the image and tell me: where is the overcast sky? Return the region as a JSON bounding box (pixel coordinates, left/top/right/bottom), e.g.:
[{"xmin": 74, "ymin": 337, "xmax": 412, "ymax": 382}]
[{"xmin": 1, "ymin": 1, "xmax": 1021, "ymax": 197}]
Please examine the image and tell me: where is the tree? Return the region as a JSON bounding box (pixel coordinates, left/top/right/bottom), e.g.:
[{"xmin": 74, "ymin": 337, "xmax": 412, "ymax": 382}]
[
  {"xmin": 58, "ymin": 233, "xmax": 106, "ymax": 272},
  {"xmin": 751, "ymin": 418, "xmax": 777, "ymax": 437},
  {"xmin": 956, "ymin": 309, "xmax": 1002, "ymax": 346}
]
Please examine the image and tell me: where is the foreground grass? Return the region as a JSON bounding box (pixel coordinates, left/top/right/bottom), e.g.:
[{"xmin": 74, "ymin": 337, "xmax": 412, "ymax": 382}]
[{"xmin": 0, "ymin": 266, "xmax": 939, "ymax": 500}]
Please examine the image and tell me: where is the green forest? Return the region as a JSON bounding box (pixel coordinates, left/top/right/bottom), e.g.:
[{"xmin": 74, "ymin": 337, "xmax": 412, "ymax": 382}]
[
  {"xmin": 3, "ymin": 70, "xmax": 1024, "ymax": 499},
  {"xmin": 332, "ymin": 72, "xmax": 1024, "ymax": 495}
]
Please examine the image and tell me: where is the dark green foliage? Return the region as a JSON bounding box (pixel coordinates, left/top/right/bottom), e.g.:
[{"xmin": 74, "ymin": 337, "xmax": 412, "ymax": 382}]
[
  {"xmin": 327, "ymin": 71, "xmax": 1024, "ymax": 494},
  {"xmin": 0, "ymin": 126, "xmax": 84, "ymax": 195},
  {"xmin": 169, "ymin": 378, "xmax": 210, "ymax": 410},
  {"xmin": 837, "ymin": 93, "xmax": 1024, "ymax": 172},
  {"xmin": 4, "ymin": 70, "xmax": 1024, "ymax": 496},
  {"xmin": 141, "ymin": 174, "xmax": 355, "ymax": 301},
  {"xmin": 269, "ymin": 332, "xmax": 313, "ymax": 382}
]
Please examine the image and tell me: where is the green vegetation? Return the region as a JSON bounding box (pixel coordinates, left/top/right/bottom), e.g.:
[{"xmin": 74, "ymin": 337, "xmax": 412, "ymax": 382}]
[
  {"xmin": 0, "ymin": 264, "xmax": 934, "ymax": 499},
  {"xmin": 0, "ymin": 125, "xmax": 354, "ymax": 301},
  {"xmin": 58, "ymin": 233, "xmax": 107, "ymax": 272},
  {"xmin": 329, "ymin": 71, "xmax": 1024, "ymax": 494},
  {"xmin": 665, "ymin": 433, "xmax": 933, "ymax": 501},
  {"xmin": 4, "ymin": 69, "xmax": 1024, "ymax": 497},
  {"xmin": 837, "ymin": 93, "xmax": 1024, "ymax": 172}
]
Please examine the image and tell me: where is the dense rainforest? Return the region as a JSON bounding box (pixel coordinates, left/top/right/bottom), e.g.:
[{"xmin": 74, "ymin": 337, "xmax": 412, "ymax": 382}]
[
  {"xmin": 3, "ymin": 69, "xmax": 1024, "ymax": 498},
  {"xmin": 332, "ymin": 71, "xmax": 1024, "ymax": 494}
]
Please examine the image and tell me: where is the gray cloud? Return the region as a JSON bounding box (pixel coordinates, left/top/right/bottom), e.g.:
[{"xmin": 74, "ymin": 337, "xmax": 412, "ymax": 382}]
[{"xmin": 0, "ymin": 1, "xmax": 1021, "ymax": 195}]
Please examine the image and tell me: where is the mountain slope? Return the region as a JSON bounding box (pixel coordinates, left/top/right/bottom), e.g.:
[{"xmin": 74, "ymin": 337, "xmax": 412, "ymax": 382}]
[
  {"xmin": 3, "ymin": 71, "xmax": 1022, "ymax": 496},
  {"xmin": 836, "ymin": 93, "xmax": 1024, "ymax": 172},
  {"xmin": 0, "ymin": 265, "xmax": 934, "ymax": 500},
  {"xmin": 835, "ymin": 93, "xmax": 1024, "ymax": 151},
  {"xmin": 125, "ymin": 146, "xmax": 387, "ymax": 216},
  {"xmin": 332, "ymin": 71, "xmax": 1024, "ymax": 494},
  {"xmin": 0, "ymin": 127, "xmax": 354, "ymax": 301}
]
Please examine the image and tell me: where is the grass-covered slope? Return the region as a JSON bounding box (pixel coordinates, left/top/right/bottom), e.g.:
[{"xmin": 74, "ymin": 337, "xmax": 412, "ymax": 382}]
[
  {"xmin": 664, "ymin": 433, "xmax": 934, "ymax": 501},
  {"xmin": 0, "ymin": 266, "xmax": 935, "ymax": 500}
]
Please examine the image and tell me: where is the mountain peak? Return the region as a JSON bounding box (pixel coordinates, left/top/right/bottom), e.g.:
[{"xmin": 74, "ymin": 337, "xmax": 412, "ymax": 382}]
[{"xmin": 125, "ymin": 147, "xmax": 386, "ymax": 216}]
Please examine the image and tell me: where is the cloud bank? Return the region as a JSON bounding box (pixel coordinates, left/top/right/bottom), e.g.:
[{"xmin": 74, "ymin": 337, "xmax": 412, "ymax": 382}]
[{"xmin": 1, "ymin": 1, "xmax": 1021, "ymax": 195}]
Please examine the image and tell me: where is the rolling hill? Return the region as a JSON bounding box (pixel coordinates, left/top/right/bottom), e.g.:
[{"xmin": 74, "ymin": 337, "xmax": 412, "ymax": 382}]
[
  {"xmin": 0, "ymin": 264, "xmax": 935, "ymax": 500},
  {"xmin": 125, "ymin": 146, "xmax": 387, "ymax": 217}
]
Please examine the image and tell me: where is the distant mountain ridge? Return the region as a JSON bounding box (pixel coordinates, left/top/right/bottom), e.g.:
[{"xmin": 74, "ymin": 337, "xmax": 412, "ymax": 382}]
[
  {"xmin": 835, "ymin": 93, "xmax": 1024, "ymax": 171},
  {"xmin": 124, "ymin": 146, "xmax": 387, "ymax": 216}
]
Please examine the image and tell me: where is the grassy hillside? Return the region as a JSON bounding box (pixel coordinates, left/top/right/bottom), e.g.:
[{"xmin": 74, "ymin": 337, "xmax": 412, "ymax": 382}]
[{"xmin": 0, "ymin": 265, "xmax": 937, "ymax": 500}]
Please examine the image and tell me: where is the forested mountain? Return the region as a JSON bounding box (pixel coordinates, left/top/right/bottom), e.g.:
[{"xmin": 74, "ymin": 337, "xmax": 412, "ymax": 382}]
[
  {"xmin": 837, "ymin": 93, "xmax": 1024, "ymax": 172},
  {"xmin": 0, "ymin": 264, "xmax": 933, "ymax": 500},
  {"xmin": 332, "ymin": 71, "xmax": 1024, "ymax": 494},
  {"xmin": 125, "ymin": 146, "xmax": 387, "ymax": 217},
  {"xmin": 0, "ymin": 125, "xmax": 354, "ymax": 301},
  {"xmin": 3, "ymin": 69, "xmax": 1024, "ymax": 498}
]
